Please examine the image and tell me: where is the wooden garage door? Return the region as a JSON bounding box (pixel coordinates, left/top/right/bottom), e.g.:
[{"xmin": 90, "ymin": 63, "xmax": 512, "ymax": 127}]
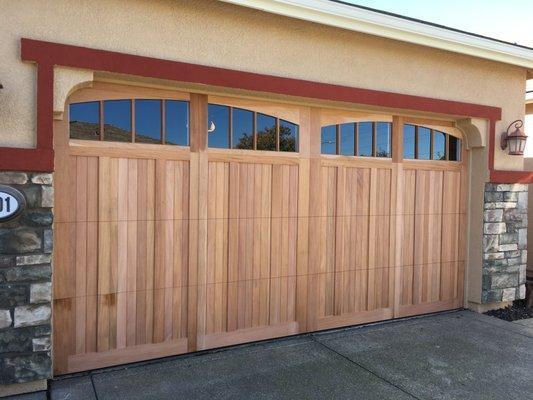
[{"xmin": 53, "ymin": 88, "xmax": 467, "ymax": 374}]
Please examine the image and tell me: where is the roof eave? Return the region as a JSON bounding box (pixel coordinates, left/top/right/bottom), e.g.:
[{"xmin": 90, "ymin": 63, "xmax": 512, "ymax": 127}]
[{"xmin": 220, "ymin": 0, "xmax": 533, "ymax": 69}]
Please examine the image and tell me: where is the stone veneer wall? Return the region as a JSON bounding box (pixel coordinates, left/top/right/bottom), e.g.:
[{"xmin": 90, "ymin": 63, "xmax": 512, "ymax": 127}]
[
  {"xmin": 0, "ymin": 172, "xmax": 52, "ymax": 385},
  {"xmin": 482, "ymin": 183, "xmax": 527, "ymax": 303}
]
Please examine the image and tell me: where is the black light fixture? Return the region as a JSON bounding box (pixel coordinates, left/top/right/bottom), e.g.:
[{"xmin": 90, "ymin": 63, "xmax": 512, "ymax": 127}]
[{"xmin": 500, "ymin": 120, "xmax": 527, "ymax": 156}]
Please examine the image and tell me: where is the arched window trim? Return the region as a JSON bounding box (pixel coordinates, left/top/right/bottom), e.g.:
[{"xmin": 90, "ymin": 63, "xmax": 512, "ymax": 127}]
[
  {"xmin": 321, "ymin": 121, "xmax": 392, "ymax": 158},
  {"xmin": 207, "ymin": 103, "xmax": 299, "ymax": 152},
  {"xmin": 68, "ymin": 98, "xmax": 190, "ymax": 146},
  {"xmin": 404, "ymin": 124, "xmax": 462, "ymax": 162}
]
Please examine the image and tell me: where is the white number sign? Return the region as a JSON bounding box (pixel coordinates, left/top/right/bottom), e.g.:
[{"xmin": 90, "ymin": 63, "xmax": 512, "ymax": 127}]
[{"xmin": 0, "ymin": 185, "xmax": 25, "ymax": 222}]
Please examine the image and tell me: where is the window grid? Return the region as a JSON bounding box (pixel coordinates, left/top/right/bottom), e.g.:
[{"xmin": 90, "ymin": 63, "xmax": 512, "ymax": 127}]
[
  {"xmin": 70, "ymin": 99, "xmax": 190, "ymax": 146},
  {"xmin": 408, "ymin": 124, "xmax": 457, "ymax": 161},
  {"xmin": 209, "ymin": 104, "xmax": 299, "ymax": 152},
  {"xmin": 322, "ymin": 121, "xmax": 391, "ymax": 158}
]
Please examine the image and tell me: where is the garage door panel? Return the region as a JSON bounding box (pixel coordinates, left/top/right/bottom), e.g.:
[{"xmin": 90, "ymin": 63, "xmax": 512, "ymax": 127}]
[
  {"xmin": 315, "ymin": 164, "xmax": 395, "ymax": 329},
  {"xmin": 396, "ymin": 166, "xmax": 466, "ymax": 317},
  {"xmin": 199, "ymin": 159, "xmax": 299, "ymax": 349},
  {"xmin": 54, "ymin": 107, "xmax": 467, "ymax": 374}
]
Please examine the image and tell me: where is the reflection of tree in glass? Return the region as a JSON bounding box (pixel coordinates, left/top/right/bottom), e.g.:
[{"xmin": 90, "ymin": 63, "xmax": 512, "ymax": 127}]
[
  {"xmin": 435, "ymin": 152, "xmax": 446, "ymax": 161},
  {"xmin": 235, "ymin": 125, "xmax": 296, "ymax": 151},
  {"xmin": 376, "ymin": 149, "xmax": 390, "ymax": 157}
]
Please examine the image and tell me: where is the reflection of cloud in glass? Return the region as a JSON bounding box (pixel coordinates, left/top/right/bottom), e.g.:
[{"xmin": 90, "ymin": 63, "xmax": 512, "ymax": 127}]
[{"xmin": 208, "ymin": 104, "xmax": 229, "ymax": 148}]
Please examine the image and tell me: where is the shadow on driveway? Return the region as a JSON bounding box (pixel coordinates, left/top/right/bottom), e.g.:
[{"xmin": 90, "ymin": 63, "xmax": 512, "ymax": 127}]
[{"xmin": 10, "ymin": 310, "xmax": 533, "ymax": 399}]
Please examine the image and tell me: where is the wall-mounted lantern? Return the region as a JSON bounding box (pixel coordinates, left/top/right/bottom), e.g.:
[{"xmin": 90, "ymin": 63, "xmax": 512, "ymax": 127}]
[{"xmin": 500, "ymin": 120, "xmax": 527, "ymax": 155}]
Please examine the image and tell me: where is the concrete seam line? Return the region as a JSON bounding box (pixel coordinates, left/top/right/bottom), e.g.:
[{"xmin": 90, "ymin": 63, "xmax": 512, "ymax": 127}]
[{"xmin": 310, "ymin": 335, "xmax": 422, "ymax": 400}]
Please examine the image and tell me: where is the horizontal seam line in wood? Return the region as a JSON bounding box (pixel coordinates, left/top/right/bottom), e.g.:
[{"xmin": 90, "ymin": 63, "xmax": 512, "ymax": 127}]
[
  {"xmin": 52, "ymin": 212, "xmax": 467, "ymax": 223},
  {"xmin": 53, "ymin": 261, "xmax": 466, "ymax": 291}
]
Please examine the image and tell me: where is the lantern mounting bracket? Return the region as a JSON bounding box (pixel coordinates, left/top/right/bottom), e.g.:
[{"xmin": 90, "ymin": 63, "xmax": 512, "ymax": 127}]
[{"xmin": 500, "ymin": 119, "xmax": 527, "ymax": 155}]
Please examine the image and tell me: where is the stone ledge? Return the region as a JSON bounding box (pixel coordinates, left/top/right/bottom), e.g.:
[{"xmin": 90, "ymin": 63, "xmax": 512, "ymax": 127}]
[{"xmin": 0, "ymin": 378, "xmax": 47, "ymax": 397}]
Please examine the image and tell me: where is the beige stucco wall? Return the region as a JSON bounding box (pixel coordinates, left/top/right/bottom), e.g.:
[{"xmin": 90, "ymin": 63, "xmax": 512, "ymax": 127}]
[{"xmin": 0, "ymin": 0, "xmax": 528, "ymax": 170}]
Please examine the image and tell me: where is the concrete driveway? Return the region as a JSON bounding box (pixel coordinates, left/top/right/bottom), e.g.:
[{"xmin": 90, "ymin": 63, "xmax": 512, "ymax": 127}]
[{"xmin": 9, "ymin": 310, "xmax": 533, "ymax": 400}]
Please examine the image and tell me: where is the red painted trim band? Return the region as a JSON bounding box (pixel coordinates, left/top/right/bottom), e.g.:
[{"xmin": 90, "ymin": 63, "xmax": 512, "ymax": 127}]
[
  {"xmin": 20, "ymin": 38, "xmax": 501, "ymax": 120},
  {"xmin": 2, "ymin": 38, "xmax": 517, "ymax": 178}
]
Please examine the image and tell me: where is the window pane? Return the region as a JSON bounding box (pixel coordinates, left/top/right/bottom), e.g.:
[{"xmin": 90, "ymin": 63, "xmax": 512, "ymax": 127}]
[
  {"xmin": 321, "ymin": 125, "xmax": 337, "ymax": 154},
  {"xmin": 340, "ymin": 123, "xmax": 355, "ymax": 156},
  {"xmin": 449, "ymin": 136, "xmax": 461, "ymax": 161},
  {"xmin": 208, "ymin": 104, "xmax": 230, "ymax": 148},
  {"xmin": 165, "ymin": 100, "xmax": 189, "ymax": 146},
  {"xmin": 376, "ymin": 122, "xmax": 391, "ymax": 157},
  {"xmin": 279, "ymin": 120, "xmax": 298, "ymax": 152},
  {"xmin": 403, "ymin": 124, "xmax": 416, "ymax": 159},
  {"xmin": 70, "ymin": 102, "xmax": 100, "ymax": 140},
  {"xmin": 232, "ymin": 108, "xmax": 254, "ymax": 150},
  {"xmin": 135, "ymin": 100, "xmax": 161, "ymax": 144},
  {"xmin": 433, "ymin": 131, "xmax": 446, "ymax": 160},
  {"xmin": 358, "ymin": 122, "xmax": 373, "ymax": 157},
  {"xmin": 256, "ymin": 113, "xmax": 277, "ymax": 151},
  {"xmin": 104, "ymin": 100, "xmax": 132, "ymax": 142},
  {"xmin": 417, "ymin": 127, "xmax": 431, "ymax": 160}
]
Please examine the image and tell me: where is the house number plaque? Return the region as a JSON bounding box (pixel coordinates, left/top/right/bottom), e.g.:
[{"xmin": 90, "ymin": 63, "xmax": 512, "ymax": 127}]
[{"xmin": 0, "ymin": 185, "xmax": 26, "ymax": 222}]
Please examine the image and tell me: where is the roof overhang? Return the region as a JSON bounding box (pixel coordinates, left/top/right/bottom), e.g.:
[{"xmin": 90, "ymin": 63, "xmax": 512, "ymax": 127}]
[{"xmin": 220, "ymin": 0, "xmax": 533, "ymax": 70}]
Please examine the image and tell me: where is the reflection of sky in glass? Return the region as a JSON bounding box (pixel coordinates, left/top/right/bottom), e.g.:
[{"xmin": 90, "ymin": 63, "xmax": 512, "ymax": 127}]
[
  {"xmin": 135, "ymin": 100, "xmax": 161, "ymax": 143},
  {"xmin": 70, "ymin": 102, "xmax": 100, "ymax": 140},
  {"xmin": 358, "ymin": 122, "xmax": 373, "ymax": 157},
  {"xmin": 449, "ymin": 136, "xmax": 461, "ymax": 161},
  {"xmin": 256, "ymin": 113, "xmax": 276, "ymax": 151},
  {"xmin": 165, "ymin": 100, "xmax": 189, "ymax": 146},
  {"xmin": 433, "ymin": 131, "xmax": 446, "ymax": 160},
  {"xmin": 70, "ymin": 102, "xmax": 99, "ymax": 124},
  {"xmin": 417, "ymin": 127, "xmax": 431, "ymax": 160},
  {"xmin": 232, "ymin": 108, "xmax": 254, "ymax": 149},
  {"xmin": 208, "ymin": 104, "xmax": 229, "ymax": 148},
  {"xmin": 104, "ymin": 100, "xmax": 131, "ymax": 142},
  {"xmin": 104, "ymin": 100, "xmax": 131, "ymax": 131},
  {"xmin": 403, "ymin": 124, "xmax": 415, "ymax": 159},
  {"xmin": 376, "ymin": 122, "xmax": 391, "ymax": 157},
  {"xmin": 279, "ymin": 120, "xmax": 298, "ymax": 152},
  {"xmin": 321, "ymin": 125, "xmax": 336, "ymax": 154},
  {"xmin": 340, "ymin": 123, "xmax": 355, "ymax": 156}
]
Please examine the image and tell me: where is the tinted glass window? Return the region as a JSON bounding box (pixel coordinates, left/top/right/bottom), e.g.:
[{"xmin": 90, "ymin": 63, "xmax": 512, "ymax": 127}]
[
  {"xmin": 104, "ymin": 100, "xmax": 132, "ymax": 142},
  {"xmin": 433, "ymin": 131, "xmax": 446, "ymax": 160},
  {"xmin": 70, "ymin": 102, "xmax": 100, "ymax": 140},
  {"xmin": 321, "ymin": 125, "xmax": 337, "ymax": 155},
  {"xmin": 232, "ymin": 108, "xmax": 254, "ymax": 150},
  {"xmin": 358, "ymin": 122, "xmax": 373, "ymax": 157},
  {"xmin": 403, "ymin": 124, "xmax": 416, "ymax": 159},
  {"xmin": 417, "ymin": 127, "xmax": 431, "ymax": 160},
  {"xmin": 376, "ymin": 122, "xmax": 391, "ymax": 157},
  {"xmin": 165, "ymin": 100, "xmax": 189, "ymax": 146},
  {"xmin": 449, "ymin": 136, "xmax": 461, "ymax": 161},
  {"xmin": 339, "ymin": 123, "xmax": 355, "ymax": 156},
  {"xmin": 279, "ymin": 120, "xmax": 298, "ymax": 152},
  {"xmin": 208, "ymin": 104, "xmax": 230, "ymax": 148},
  {"xmin": 256, "ymin": 113, "xmax": 277, "ymax": 151},
  {"xmin": 135, "ymin": 100, "xmax": 161, "ymax": 144}
]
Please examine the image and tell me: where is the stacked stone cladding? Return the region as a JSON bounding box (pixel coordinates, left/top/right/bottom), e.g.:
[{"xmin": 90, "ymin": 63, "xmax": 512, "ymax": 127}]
[
  {"xmin": 0, "ymin": 172, "xmax": 52, "ymax": 384},
  {"xmin": 482, "ymin": 183, "xmax": 527, "ymax": 303}
]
